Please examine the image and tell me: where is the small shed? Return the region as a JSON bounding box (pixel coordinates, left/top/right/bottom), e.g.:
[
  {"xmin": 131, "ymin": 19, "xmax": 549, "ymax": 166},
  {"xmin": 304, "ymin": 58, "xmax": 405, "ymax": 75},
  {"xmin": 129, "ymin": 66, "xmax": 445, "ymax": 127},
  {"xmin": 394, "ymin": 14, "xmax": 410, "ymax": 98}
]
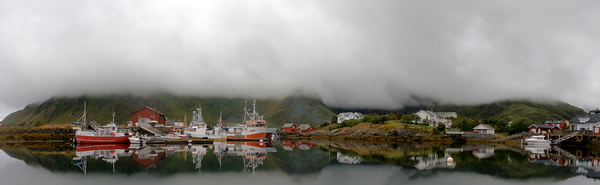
[
  {"xmin": 281, "ymin": 123, "xmax": 297, "ymax": 134},
  {"xmin": 298, "ymin": 124, "xmax": 315, "ymax": 134},
  {"xmin": 529, "ymin": 124, "xmax": 560, "ymax": 134},
  {"xmin": 473, "ymin": 124, "xmax": 495, "ymax": 134}
]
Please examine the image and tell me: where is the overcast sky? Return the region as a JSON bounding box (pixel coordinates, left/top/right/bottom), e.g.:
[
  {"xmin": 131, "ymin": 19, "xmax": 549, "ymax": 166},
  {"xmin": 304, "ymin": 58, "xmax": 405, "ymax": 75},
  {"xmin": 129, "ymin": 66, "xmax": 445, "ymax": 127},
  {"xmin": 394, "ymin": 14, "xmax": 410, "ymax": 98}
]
[{"xmin": 2, "ymin": 0, "xmax": 600, "ymax": 120}]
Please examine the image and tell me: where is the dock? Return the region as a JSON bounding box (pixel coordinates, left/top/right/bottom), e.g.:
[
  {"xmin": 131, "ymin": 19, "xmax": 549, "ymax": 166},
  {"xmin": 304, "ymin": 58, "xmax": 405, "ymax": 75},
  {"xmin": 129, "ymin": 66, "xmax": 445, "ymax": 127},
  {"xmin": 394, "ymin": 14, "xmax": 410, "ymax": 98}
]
[
  {"xmin": 145, "ymin": 138, "xmax": 225, "ymax": 144},
  {"xmin": 547, "ymin": 130, "xmax": 599, "ymax": 144}
]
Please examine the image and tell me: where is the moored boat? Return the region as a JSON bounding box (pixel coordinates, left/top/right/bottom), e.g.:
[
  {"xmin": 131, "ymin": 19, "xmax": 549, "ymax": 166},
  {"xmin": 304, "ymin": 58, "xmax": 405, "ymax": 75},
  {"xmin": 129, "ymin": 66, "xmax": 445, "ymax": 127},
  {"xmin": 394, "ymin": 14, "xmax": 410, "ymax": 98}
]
[
  {"xmin": 525, "ymin": 135, "xmax": 551, "ymax": 146},
  {"xmin": 226, "ymin": 99, "xmax": 276, "ymax": 140},
  {"xmin": 184, "ymin": 106, "xmax": 227, "ymax": 140},
  {"xmin": 72, "ymin": 103, "xmax": 133, "ymax": 144}
]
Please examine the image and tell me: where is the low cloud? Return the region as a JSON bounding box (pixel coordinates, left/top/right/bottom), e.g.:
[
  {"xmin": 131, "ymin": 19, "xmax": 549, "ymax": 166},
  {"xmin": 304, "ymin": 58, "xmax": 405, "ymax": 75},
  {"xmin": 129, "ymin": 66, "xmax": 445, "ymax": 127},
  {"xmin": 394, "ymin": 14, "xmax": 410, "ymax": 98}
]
[{"xmin": 2, "ymin": 1, "xmax": 600, "ymax": 118}]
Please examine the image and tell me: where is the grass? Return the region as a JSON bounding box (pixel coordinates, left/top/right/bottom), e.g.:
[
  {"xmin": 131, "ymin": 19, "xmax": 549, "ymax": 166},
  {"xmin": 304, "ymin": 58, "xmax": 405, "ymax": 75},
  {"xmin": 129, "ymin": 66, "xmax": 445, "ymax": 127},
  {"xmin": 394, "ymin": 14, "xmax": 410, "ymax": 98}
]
[{"xmin": 385, "ymin": 120, "xmax": 435, "ymax": 131}]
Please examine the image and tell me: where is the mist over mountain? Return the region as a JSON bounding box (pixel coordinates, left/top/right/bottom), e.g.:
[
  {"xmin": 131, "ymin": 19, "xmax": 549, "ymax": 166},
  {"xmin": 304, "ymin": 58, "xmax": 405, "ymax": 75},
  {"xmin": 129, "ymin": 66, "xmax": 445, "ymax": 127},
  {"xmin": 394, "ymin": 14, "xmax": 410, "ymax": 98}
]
[{"xmin": 0, "ymin": 91, "xmax": 587, "ymax": 127}]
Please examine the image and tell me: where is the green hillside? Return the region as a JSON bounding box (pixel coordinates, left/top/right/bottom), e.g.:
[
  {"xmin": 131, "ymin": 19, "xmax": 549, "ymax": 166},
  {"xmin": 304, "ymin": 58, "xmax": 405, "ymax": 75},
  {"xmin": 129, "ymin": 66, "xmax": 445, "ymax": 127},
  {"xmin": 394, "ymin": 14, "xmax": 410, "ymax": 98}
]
[
  {"xmin": 332, "ymin": 99, "xmax": 586, "ymax": 123},
  {"xmin": 0, "ymin": 93, "xmax": 332, "ymax": 128}
]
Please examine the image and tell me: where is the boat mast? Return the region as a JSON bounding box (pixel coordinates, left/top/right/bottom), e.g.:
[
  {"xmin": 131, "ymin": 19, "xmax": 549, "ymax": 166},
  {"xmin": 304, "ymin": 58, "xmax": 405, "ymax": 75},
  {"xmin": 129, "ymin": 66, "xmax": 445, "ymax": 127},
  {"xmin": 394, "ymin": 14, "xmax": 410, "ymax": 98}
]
[
  {"xmin": 83, "ymin": 102, "xmax": 87, "ymax": 129},
  {"xmin": 252, "ymin": 99, "xmax": 257, "ymax": 122},
  {"xmin": 112, "ymin": 107, "xmax": 115, "ymax": 125},
  {"xmin": 218, "ymin": 110, "xmax": 223, "ymax": 128},
  {"xmin": 243, "ymin": 99, "xmax": 248, "ymax": 123}
]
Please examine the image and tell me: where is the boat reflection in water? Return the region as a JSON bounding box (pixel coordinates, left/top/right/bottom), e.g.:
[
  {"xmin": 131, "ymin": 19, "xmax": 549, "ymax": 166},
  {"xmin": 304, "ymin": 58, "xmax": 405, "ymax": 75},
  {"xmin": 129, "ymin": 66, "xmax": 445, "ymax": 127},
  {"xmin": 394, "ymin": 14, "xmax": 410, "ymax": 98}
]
[
  {"xmin": 73, "ymin": 144, "xmax": 132, "ymax": 176},
  {"xmin": 71, "ymin": 141, "xmax": 276, "ymax": 176},
  {"xmin": 212, "ymin": 141, "xmax": 277, "ymax": 174}
]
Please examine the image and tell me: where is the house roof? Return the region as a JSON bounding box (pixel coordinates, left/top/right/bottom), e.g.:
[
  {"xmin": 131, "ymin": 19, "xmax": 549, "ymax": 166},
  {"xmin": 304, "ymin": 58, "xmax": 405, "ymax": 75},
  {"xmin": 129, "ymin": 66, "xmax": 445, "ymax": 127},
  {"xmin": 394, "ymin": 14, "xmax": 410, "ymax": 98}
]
[
  {"xmin": 530, "ymin": 124, "xmax": 559, "ymax": 129},
  {"xmin": 571, "ymin": 114, "xmax": 600, "ymax": 124},
  {"xmin": 338, "ymin": 112, "xmax": 353, "ymax": 117},
  {"xmin": 436, "ymin": 112, "xmax": 456, "ymax": 115},
  {"xmin": 282, "ymin": 123, "xmax": 296, "ymax": 128},
  {"xmin": 131, "ymin": 107, "xmax": 166, "ymax": 117},
  {"xmin": 544, "ymin": 120, "xmax": 566, "ymax": 124},
  {"xmin": 473, "ymin": 124, "xmax": 495, "ymax": 130},
  {"xmin": 298, "ymin": 124, "xmax": 313, "ymax": 130}
]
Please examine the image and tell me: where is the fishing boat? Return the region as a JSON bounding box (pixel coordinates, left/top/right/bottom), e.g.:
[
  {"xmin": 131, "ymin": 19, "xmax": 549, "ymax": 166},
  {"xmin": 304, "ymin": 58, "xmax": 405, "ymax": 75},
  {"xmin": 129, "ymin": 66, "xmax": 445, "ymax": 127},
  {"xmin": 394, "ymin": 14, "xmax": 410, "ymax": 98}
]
[
  {"xmin": 184, "ymin": 106, "xmax": 226, "ymax": 140},
  {"xmin": 72, "ymin": 103, "xmax": 133, "ymax": 144},
  {"xmin": 525, "ymin": 135, "xmax": 551, "ymax": 146},
  {"xmin": 227, "ymin": 99, "xmax": 276, "ymax": 140}
]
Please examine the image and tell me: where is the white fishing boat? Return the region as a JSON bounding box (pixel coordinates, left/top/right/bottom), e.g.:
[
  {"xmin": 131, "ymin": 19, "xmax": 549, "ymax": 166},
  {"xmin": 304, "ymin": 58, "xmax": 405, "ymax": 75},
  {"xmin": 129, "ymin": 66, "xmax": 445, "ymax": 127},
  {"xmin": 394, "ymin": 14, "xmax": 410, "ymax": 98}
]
[
  {"xmin": 184, "ymin": 106, "xmax": 226, "ymax": 140},
  {"xmin": 525, "ymin": 135, "xmax": 551, "ymax": 146}
]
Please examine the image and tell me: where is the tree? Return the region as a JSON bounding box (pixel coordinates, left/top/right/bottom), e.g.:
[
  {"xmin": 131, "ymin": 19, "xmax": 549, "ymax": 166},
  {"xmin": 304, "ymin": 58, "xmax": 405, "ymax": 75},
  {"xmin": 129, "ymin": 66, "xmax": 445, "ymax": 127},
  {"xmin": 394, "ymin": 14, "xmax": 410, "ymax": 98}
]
[
  {"xmin": 509, "ymin": 120, "xmax": 531, "ymax": 135},
  {"xmin": 459, "ymin": 118, "xmax": 471, "ymax": 131},
  {"xmin": 400, "ymin": 114, "xmax": 417, "ymax": 124},
  {"xmin": 433, "ymin": 123, "xmax": 446, "ymax": 135}
]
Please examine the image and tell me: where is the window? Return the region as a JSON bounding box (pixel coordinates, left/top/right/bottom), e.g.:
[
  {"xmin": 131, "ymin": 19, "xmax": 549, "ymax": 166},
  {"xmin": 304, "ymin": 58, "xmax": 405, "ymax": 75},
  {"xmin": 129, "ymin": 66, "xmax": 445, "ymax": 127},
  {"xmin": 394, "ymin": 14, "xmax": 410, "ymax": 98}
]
[
  {"xmin": 151, "ymin": 115, "xmax": 154, "ymax": 118},
  {"xmin": 138, "ymin": 115, "xmax": 141, "ymax": 118}
]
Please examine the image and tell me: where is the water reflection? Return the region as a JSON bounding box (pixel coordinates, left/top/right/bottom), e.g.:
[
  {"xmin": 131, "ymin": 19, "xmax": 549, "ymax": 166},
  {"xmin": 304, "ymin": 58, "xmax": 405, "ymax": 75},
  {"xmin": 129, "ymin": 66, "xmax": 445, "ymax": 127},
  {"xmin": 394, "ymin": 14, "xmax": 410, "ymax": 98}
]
[{"xmin": 3, "ymin": 140, "xmax": 600, "ymax": 184}]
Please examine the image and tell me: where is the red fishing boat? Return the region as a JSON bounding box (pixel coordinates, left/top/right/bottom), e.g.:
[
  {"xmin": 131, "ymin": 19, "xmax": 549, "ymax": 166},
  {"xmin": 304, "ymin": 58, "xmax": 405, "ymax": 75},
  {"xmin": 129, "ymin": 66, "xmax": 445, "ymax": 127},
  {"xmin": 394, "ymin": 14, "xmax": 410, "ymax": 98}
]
[
  {"xmin": 72, "ymin": 103, "xmax": 132, "ymax": 144},
  {"xmin": 226, "ymin": 100, "xmax": 276, "ymax": 140}
]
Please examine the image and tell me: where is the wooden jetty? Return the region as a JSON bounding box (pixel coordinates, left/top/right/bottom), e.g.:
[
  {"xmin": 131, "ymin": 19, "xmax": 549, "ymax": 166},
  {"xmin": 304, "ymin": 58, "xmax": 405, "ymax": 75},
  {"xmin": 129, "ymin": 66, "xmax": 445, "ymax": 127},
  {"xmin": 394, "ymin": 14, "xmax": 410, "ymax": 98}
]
[
  {"xmin": 547, "ymin": 130, "xmax": 599, "ymax": 144},
  {"xmin": 146, "ymin": 138, "xmax": 224, "ymax": 144}
]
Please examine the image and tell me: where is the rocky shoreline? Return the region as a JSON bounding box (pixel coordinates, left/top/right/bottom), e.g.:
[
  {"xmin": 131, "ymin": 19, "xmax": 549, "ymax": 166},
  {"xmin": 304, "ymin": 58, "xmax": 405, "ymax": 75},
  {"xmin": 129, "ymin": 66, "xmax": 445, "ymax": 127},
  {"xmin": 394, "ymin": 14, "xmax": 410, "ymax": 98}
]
[
  {"xmin": 0, "ymin": 126, "xmax": 75, "ymax": 142},
  {"xmin": 280, "ymin": 123, "xmax": 520, "ymax": 145}
]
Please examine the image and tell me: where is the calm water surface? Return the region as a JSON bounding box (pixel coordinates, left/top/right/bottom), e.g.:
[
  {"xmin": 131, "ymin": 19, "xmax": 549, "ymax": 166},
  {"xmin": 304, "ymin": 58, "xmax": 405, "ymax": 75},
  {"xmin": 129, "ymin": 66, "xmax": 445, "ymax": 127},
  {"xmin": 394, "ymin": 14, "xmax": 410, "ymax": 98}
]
[{"xmin": 0, "ymin": 140, "xmax": 598, "ymax": 185}]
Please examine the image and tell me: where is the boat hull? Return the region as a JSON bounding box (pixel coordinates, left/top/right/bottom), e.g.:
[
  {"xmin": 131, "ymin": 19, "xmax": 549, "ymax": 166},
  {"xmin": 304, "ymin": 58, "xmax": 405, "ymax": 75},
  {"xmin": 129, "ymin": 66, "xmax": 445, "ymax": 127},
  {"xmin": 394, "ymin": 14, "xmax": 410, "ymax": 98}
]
[
  {"xmin": 76, "ymin": 135, "xmax": 132, "ymax": 144},
  {"xmin": 227, "ymin": 132, "xmax": 274, "ymax": 140},
  {"xmin": 525, "ymin": 140, "xmax": 551, "ymax": 146}
]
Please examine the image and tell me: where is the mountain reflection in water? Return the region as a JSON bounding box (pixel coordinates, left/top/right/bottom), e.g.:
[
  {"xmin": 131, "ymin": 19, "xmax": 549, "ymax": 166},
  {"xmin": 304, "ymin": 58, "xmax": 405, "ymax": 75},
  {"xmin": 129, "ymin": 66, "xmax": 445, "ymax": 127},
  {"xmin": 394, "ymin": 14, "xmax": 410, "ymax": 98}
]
[{"xmin": 0, "ymin": 141, "xmax": 600, "ymax": 185}]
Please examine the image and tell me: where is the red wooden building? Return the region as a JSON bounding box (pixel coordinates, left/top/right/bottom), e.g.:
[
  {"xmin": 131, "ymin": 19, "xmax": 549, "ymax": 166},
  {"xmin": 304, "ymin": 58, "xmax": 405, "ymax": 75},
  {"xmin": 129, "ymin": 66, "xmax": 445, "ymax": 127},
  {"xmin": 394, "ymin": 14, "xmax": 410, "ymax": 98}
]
[
  {"xmin": 543, "ymin": 120, "xmax": 568, "ymax": 130},
  {"xmin": 529, "ymin": 124, "xmax": 560, "ymax": 134},
  {"xmin": 131, "ymin": 107, "xmax": 167, "ymax": 126},
  {"xmin": 281, "ymin": 123, "xmax": 297, "ymax": 134},
  {"xmin": 298, "ymin": 124, "xmax": 315, "ymax": 134}
]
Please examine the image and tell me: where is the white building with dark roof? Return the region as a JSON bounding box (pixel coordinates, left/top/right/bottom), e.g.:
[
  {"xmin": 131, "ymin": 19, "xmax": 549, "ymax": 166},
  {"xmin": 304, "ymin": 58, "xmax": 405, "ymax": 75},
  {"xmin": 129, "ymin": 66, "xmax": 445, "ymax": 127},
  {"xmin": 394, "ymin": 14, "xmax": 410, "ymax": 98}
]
[
  {"xmin": 337, "ymin": 112, "xmax": 364, "ymax": 123},
  {"xmin": 415, "ymin": 110, "xmax": 457, "ymax": 128}
]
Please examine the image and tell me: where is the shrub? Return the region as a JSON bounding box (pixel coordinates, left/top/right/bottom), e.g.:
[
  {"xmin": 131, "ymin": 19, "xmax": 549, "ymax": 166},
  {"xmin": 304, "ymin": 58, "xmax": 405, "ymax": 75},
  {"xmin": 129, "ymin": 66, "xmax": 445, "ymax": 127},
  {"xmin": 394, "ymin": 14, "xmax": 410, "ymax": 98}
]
[{"xmin": 319, "ymin": 121, "xmax": 330, "ymax": 128}]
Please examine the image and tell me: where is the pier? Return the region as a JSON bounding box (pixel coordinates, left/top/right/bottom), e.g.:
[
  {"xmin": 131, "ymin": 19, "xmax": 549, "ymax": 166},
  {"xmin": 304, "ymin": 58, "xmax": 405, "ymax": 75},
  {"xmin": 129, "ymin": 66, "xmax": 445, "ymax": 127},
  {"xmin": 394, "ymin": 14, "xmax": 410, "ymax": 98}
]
[{"xmin": 547, "ymin": 130, "xmax": 600, "ymax": 144}]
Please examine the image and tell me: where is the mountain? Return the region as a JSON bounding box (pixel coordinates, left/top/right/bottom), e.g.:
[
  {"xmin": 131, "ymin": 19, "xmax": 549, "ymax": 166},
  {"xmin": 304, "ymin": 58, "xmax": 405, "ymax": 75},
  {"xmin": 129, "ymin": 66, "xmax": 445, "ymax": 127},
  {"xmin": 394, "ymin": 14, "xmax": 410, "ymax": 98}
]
[
  {"xmin": 331, "ymin": 99, "xmax": 586, "ymax": 123},
  {"xmin": 0, "ymin": 92, "xmax": 332, "ymax": 127},
  {"xmin": 2, "ymin": 91, "xmax": 587, "ymax": 127}
]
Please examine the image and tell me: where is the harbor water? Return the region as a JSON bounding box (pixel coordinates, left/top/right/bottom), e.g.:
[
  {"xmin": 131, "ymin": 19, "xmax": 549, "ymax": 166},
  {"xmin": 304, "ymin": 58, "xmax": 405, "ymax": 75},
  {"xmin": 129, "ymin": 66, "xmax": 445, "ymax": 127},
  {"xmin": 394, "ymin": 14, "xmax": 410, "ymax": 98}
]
[{"xmin": 0, "ymin": 140, "xmax": 598, "ymax": 185}]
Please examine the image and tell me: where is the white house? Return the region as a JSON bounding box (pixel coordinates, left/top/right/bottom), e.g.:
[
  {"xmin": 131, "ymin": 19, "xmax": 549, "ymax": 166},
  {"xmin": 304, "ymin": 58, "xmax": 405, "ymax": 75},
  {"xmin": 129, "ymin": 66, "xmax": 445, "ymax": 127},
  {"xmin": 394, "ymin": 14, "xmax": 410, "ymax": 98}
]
[
  {"xmin": 337, "ymin": 112, "xmax": 364, "ymax": 123},
  {"xmin": 415, "ymin": 110, "xmax": 457, "ymax": 128},
  {"xmin": 473, "ymin": 124, "xmax": 495, "ymax": 134},
  {"xmin": 570, "ymin": 110, "xmax": 600, "ymax": 131}
]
